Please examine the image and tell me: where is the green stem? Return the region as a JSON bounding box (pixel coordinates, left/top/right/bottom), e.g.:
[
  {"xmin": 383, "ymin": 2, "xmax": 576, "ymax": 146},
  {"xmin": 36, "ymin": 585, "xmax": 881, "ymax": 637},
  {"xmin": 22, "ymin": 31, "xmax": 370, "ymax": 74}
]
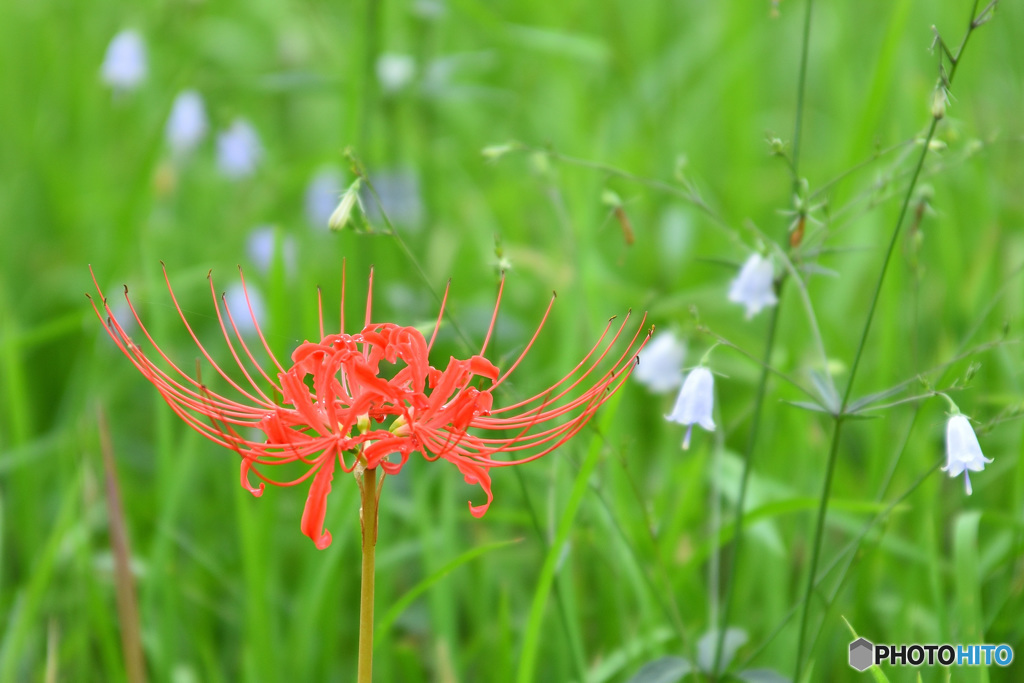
[
  {"xmin": 793, "ymin": 5, "xmax": 990, "ymax": 677},
  {"xmin": 358, "ymin": 467, "xmax": 379, "ymax": 683},
  {"xmin": 710, "ymin": 294, "xmax": 782, "ymax": 679},
  {"xmin": 359, "ymin": 0, "xmax": 381, "ymax": 149},
  {"xmin": 790, "ymin": 0, "xmax": 814, "ymax": 191},
  {"xmin": 793, "ymin": 114, "xmax": 934, "ymax": 683},
  {"xmin": 714, "ymin": 2, "xmax": 816, "ymax": 677},
  {"xmin": 793, "ymin": 416, "xmax": 844, "ymax": 682}
]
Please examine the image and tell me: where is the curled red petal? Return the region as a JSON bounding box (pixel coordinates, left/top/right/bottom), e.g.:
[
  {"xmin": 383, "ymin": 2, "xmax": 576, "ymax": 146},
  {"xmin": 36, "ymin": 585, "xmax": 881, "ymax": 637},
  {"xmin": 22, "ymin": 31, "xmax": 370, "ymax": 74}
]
[
  {"xmin": 463, "ymin": 464, "xmax": 493, "ymax": 518},
  {"xmin": 300, "ymin": 454, "xmax": 337, "ymax": 550},
  {"xmin": 240, "ymin": 459, "xmax": 265, "ymax": 497}
]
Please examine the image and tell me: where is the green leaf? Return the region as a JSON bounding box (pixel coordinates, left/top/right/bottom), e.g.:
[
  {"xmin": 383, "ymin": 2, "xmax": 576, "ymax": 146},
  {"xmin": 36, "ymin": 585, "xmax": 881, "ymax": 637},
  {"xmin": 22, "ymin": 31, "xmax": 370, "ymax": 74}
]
[
  {"xmin": 781, "ymin": 400, "xmax": 831, "ymax": 414},
  {"xmin": 840, "ymin": 616, "xmax": 890, "ymax": 683},
  {"xmin": 626, "ymin": 656, "xmax": 693, "ymax": 683},
  {"xmin": 737, "ymin": 668, "xmax": 791, "ymax": 683},
  {"xmin": 515, "ymin": 390, "xmax": 626, "ymax": 683},
  {"xmin": 696, "ymin": 628, "xmax": 747, "ymax": 673},
  {"xmin": 375, "ymin": 537, "xmax": 521, "ymax": 637},
  {"xmin": 954, "ymin": 511, "xmax": 988, "ymax": 683}
]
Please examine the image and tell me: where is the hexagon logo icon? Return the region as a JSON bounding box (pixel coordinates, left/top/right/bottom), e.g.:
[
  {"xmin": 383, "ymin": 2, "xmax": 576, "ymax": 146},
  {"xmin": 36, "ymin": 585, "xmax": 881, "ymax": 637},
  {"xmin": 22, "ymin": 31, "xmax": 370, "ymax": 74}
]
[{"xmin": 849, "ymin": 637, "xmax": 874, "ymax": 671}]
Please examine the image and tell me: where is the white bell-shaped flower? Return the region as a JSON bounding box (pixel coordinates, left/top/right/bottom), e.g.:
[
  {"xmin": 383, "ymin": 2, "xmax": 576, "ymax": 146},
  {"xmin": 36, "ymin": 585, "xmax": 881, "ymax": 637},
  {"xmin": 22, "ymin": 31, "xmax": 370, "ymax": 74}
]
[
  {"xmin": 101, "ymin": 30, "xmax": 148, "ymax": 92},
  {"xmin": 165, "ymin": 90, "xmax": 208, "ymax": 156},
  {"xmin": 667, "ymin": 366, "xmax": 716, "ymax": 449},
  {"xmin": 633, "ymin": 331, "xmax": 686, "ymax": 394},
  {"xmin": 943, "ymin": 414, "xmax": 992, "ymax": 495},
  {"xmin": 728, "ymin": 253, "xmax": 778, "ymax": 319},
  {"xmin": 217, "ymin": 119, "xmax": 263, "ymax": 179}
]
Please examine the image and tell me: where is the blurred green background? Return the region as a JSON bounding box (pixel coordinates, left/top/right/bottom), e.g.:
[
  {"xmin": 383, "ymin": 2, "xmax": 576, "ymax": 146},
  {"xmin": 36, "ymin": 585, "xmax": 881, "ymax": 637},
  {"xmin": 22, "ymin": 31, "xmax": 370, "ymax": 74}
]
[{"xmin": 1, "ymin": 0, "xmax": 1023, "ymax": 681}]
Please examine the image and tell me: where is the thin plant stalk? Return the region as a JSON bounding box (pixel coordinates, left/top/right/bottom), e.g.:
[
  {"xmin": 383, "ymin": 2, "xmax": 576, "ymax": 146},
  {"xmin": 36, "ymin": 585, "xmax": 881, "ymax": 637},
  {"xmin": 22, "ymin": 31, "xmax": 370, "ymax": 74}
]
[
  {"xmin": 712, "ymin": 0, "xmax": 817, "ymax": 673},
  {"xmin": 97, "ymin": 406, "xmax": 148, "ymax": 683},
  {"xmin": 790, "ymin": 0, "xmax": 814, "ymax": 192},
  {"xmin": 710, "ymin": 299, "xmax": 783, "ymax": 679},
  {"xmin": 793, "ymin": 3, "xmax": 992, "ymax": 680},
  {"xmin": 357, "ymin": 467, "xmax": 379, "ymax": 683}
]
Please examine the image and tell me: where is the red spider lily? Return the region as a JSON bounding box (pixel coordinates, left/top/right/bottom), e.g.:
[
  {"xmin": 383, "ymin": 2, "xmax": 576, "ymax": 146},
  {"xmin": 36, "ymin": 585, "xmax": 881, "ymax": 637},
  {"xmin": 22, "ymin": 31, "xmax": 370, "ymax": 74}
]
[{"xmin": 88, "ymin": 264, "xmax": 649, "ymax": 549}]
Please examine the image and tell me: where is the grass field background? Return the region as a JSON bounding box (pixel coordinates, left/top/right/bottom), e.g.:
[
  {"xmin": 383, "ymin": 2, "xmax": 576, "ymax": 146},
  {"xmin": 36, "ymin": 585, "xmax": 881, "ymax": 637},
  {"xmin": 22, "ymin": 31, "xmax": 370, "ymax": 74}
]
[{"xmin": 1, "ymin": 0, "xmax": 1023, "ymax": 681}]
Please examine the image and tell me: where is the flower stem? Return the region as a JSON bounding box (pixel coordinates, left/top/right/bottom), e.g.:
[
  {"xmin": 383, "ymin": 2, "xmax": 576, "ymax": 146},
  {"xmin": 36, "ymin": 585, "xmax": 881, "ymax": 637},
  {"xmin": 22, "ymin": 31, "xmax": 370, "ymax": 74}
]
[
  {"xmin": 793, "ymin": 6, "xmax": 991, "ymax": 679},
  {"xmin": 710, "ymin": 295, "xmax": 782, "ymax": 680},
  {"xmin": 790, "ymin": 0, "xmax": 814, "ymax": 193},
  {"xmin": 358, "ymin": 467, "xmax": 379, "ymax": 683}
]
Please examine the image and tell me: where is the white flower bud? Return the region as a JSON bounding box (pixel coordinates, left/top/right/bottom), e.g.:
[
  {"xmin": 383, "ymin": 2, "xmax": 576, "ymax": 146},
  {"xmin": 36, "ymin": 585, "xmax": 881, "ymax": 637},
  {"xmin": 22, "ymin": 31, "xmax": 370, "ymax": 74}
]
[{"xmin": 329, "ymin": 179, "xmax": 364, "ymax": 231}]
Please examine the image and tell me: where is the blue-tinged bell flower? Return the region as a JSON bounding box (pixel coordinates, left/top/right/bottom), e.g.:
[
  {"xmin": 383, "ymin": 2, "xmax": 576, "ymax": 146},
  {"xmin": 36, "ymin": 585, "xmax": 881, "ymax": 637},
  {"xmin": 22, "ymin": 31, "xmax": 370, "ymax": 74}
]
[
  {"xmin": 943, "ymin": 414, "xmax": 991, "ymax": 495},
  {"xmin": 101, "ymin": 30, "xmax": 147, "ymax": 92},
  {"xmin": 667, "ymin": 366, "xmax": 715, "ymax": 449},
  {"xmin": 728, "ymin": 253, "xmax": 778, "ymax": 319},
  {"xmin": 217, "ymin": 119, "xmax": 263, "ymax": 179},
  {"xmin": 166, "ymin": 90, "xmax": 208, "ymax": 157},
  {"xmin": 633, "ymin": 331, "xmax": 685, "ymax": 394}
]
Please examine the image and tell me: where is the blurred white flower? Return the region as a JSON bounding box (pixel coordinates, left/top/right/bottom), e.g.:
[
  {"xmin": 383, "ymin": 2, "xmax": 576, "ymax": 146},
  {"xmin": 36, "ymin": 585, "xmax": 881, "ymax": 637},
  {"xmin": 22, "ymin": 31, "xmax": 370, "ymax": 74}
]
[
  {"xmin": 101, "ymin": 30, "xmax": 147, "ymax": 92},
  {"xmin": 105, "ymin": 289, "xmax": 136, "ymax": 338},
  {"xmin": 666, "ymin": 367, "xmax": 716, "ymax": 450},
  {"xmin": 412, "ymin": 0, "xmax": 446, "ymax": 19},
  {"xmin": 376, "ymin": 53, "xmax": 416, "ymax": 93},
  {"xmin": 633, "ymin": 332, "xmax": 686, "ymax": 394},
  {"xmin": 217, "ymin": 119, "xmax": 263, "ymax": 179},
  {"xmin": 222, "ymin": 282, "xmax": 266, "ymax": 335},
  {"xmin": 246, "ymin": 226, "xmax": 296, "ymax": 275},
  {"xmin": 328, "ymin": 179, "xmax": 364, "ymax": 231},
  {"xmin": 728, "ymin": 253, "xmax": 778, "ymax": 319},
  {"xmin": 305, "ymin": 168, "xmax": 345, "ymax": 229},
  {"xmin": 943, "ymin": 414, "xmax": 992, "ymax": 495},
  {"xmin": 165, "ymin": 90, "xmax": 208, "ymax": 157},
  {"xmin": 362, "ymin": 168, "xmax": 423, "ymax": 230}
]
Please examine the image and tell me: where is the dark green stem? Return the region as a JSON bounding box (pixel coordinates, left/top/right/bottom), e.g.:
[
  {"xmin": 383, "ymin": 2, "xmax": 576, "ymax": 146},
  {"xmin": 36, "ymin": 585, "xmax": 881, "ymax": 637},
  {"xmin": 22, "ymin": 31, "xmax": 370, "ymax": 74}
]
[
  {"xmin": 790, "ymin": 0, "xmax": 814, "ymax": 191},
  {"xmin": 793, "ymin": 417, "xmax": 844, "ymax": 682},
  {"xmin": 714, "ymin": 0, "xmax": 816, "ymax": 675},
  {"xmin": 793, "ymin": 4, "xmax": 990, "ymax": 678},
  {"xmin": 710, "ymin": 294, "xmax": 783, "ymax": 679},
  {"xmin": 359, "ymin": 0, "xmax": 381, "ymax": 149}
]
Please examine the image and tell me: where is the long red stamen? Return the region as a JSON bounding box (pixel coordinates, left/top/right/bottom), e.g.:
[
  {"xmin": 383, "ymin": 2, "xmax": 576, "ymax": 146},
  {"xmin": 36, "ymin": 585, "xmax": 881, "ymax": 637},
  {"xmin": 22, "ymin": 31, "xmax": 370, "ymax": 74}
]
[{"xmin": 91, "ymin": 264, "xmax": 646, "ymax": 549}]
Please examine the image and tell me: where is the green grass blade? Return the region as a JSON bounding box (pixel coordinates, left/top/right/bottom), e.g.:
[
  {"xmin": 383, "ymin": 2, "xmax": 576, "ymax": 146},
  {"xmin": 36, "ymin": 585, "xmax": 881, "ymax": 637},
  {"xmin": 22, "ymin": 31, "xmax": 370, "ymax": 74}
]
[
  {"xmin": 375, "ymin": 537, "xmax": 521, "ymax": 637},
  {"xmin": 515, "ymin": 391, "xmax": 624, "ymax": 683},
  {"xmin": 840, "ymin": 615, "xmax": 890, "ymax": 683},
  {"xmin": 954, "ymin": 510, "xmax": 988, "ymax": 683}
]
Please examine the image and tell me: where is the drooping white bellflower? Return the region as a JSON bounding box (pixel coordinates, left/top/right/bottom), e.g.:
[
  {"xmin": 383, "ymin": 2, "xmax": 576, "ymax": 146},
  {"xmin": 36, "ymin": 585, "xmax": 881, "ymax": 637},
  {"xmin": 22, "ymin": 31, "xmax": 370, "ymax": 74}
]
[
  {"xmin": 101, "ymin": 30, "xmax": 148, "ymax": 92},
  {"xmin": 304, "ymin": 168, "xmax": 345, "ymax": 229},
  {"xmin": 728, "ymin": 253, "xmax": 778, "ymax": 319},
  {"xmin": 633, "ymin": 331, "xmax": 686, "ymax": 394},
  {"xmin": 943, "ymin": 414, "xmax": 992, "ymax": 495},
  {"xmin": 667, "ymin": 366, "xmax": 716, "ymax": 450},
  {"xmin": 165, "ymin": 90, "xmax": 208, "ymax": 156},
  {"xmin": 217, "ymin": 119, "xmax": 263, "ymax": 179}
]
